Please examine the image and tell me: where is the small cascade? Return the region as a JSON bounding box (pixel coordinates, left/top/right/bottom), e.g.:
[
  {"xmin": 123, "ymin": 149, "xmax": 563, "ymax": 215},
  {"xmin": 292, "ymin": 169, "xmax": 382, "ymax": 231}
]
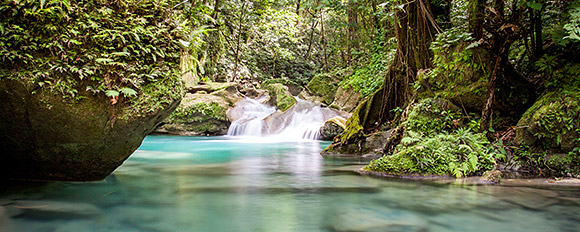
[
  {"xmin": 227, "ymin": 97, "xmax": 346, "ymax": 140},
  {"xmin": 226, "ymin": 97, "xmax": 276, "ymax": 136}
]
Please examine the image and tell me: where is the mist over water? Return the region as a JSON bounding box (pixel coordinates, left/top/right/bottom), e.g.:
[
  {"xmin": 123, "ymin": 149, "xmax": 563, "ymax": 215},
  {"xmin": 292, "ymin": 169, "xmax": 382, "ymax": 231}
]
[{"xmin": 1, "ymin": 136, "xmax": 580, "ymax": 232}]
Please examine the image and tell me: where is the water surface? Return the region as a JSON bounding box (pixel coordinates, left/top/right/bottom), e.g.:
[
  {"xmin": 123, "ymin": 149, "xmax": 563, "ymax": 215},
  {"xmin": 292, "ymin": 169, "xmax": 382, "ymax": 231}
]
[{"xmin": 1, "ymin": 135, "xmax": 580, "ymax": 231}]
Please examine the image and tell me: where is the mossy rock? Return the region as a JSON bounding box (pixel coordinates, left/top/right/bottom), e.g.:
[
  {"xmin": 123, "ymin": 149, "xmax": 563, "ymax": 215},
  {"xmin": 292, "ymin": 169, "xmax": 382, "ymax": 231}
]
[
  {"xmin": 264, "ymin": 83, "xmax": 296, "ymax": 111},
  {"xmin": 426, "ymin": 43, "xmax": 535, "ymax": 117},
  {"xmin": 154, "ymin": 93, "xmax": 230, "ymax": 136},
  {"xmin": 0, "ymin": 79, "xmax": 182, "ymax": 181},
  {"xmin": 515, "ymin": 90, "xmax": 580, "ymax": 152},
  {"xmin": 307, "ymin": 73, "xmax": 339, "ymax": 105},
  {"xmin": 0, "ymin": 0, "xmax": 183, "ymax": 181},
  {"xmin": 262, "ymin": 78, "xmax": 304, "ymax": 96},
  {"xmin": 403, "ymin": 99, "xmax": 462, "ymax": 136}
]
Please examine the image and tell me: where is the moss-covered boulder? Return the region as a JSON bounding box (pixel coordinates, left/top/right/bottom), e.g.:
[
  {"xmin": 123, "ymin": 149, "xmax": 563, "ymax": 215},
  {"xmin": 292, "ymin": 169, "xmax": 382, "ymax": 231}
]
[
  {"xmin": 264, "ymin": 83, "xmax": 296, "ymax": 111},
  {"xmin": 331, "ymin": 86, "xmax": 362, "ymax": 112},
  {"xmin": 515, "ymin": 90, "xmax": 580, "ymax": 152},
  {"xmin": 0, "ymin": 0, "xmax": 183, "ymax": 181},
  {"xmin": 0, "ymin": 79, "xmax": 182, "ymax": 181},
  {"xmin": 154, "ymin": 93, "xmax": 230, "ymax": 136},
  {"xmin": 424, "ymin": 43, "xmax": 535, "ymax": 117},
  {"xmin": 307, "ymin": 73, "xmax": 339, "ymax": 105},
  {"xmin": 262, "ymin": 78, "xmax": 304, "ymax": 96}
]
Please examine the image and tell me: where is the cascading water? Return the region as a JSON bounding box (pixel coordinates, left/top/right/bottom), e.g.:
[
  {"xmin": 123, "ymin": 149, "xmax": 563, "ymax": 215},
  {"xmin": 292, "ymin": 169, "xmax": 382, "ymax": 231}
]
[
  {"xmin": 227, "ymin": 97, "xmax": 347, "ymax": 140},
  {"xmin": 226, "ymin": 97, "xmax": 276, "ymax": 137}
]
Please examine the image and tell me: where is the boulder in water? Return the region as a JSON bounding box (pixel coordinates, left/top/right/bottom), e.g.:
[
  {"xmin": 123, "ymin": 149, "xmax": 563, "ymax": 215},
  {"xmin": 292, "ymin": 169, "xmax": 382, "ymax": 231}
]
[
  {"xmin": 481, "ymin": 170, "xmax": 503, "ymax": 183},
  {"xmin": 320, "ymin": 117, "xmax": 347, "ymax": 140},
  {"xmin": 264, "ymin": 83, "xmax": 296, "ymax": 111}
]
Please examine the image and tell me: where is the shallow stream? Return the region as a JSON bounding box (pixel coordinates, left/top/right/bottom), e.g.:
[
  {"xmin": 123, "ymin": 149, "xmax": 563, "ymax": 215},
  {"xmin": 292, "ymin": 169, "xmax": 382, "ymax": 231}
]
[{"xmin": 1, "ymin": 135, "xmax": 580, "ymax": 231}]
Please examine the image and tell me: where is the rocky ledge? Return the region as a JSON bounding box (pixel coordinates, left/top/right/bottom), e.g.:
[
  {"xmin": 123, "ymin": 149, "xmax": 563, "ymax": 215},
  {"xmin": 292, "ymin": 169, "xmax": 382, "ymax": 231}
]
[{"xmin": 0, "ymin": 79, "xmax": 181, "ymax": 181}]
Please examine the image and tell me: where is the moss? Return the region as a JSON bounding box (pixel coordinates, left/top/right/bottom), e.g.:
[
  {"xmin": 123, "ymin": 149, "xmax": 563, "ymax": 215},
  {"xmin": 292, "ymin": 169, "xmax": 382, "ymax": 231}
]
[
  {"xmin": 339, "ymin": 101, "xmax": 366, "ymax": 142},
  {"xmin": 1, "ymin": 0, "xmax": 183, "ymax": 106},
  {"xmin": 307, "ymin": 73, "xmax": 339, "ymax": 105},
  {"xmin": 168, "ymin": 102, "xmax": 226, "ymax": 123},
  {"xmin": 516, "ymin": 89, "xmax": 580, "ymax": 151},
  {"xmin": 403, "ymin": 98, "xmax": 462, "ymax": 136},
  {"xmin": 264, "ymin": 83, "xmax": 296, "ymax": 111}
]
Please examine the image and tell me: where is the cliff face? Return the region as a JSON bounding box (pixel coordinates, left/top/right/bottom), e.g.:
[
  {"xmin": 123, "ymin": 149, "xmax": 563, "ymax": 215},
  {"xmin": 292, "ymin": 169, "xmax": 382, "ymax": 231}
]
[{"xmin": 0, "ymin": 79, "xmax": 181, "ymax": 181}]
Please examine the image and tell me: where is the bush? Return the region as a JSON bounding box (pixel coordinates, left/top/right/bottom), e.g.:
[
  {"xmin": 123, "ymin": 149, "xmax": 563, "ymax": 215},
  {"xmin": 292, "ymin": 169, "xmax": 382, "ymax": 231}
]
[{"xmin": 364, "ymin": 128, "xmax": 496, "ymax": 177}]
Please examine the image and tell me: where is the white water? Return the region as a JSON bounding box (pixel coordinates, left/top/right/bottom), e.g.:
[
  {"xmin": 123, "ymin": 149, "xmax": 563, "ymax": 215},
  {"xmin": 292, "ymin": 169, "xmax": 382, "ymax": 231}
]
[
  {"xmin": 227, "ymin": 97, "xmax": 345, "ymax": 140},
  {"xmin": 226, "ymin": 97, "xmax": 276, "ymax": 137}
]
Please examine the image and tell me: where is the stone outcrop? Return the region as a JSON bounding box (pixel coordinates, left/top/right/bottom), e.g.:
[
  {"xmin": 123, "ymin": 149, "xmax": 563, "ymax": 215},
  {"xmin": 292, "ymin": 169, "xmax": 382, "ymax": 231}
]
[
  {"xmin": 330, "ymin": 86, "xmax": 362, "ymax": 112},
  {"xmin": 515, "ymin": 90, "xmax": 580, "ymax": 152},
  {"xmin": 264, "ymin": 83, "xmax": 296, "ymax": 111},
  {"xmin": 153, "ymin": 93, "xmax": 230, "ymax": 136},
  {"xmin": 481, "ymin": 170, "xmax": 503, "ymax": 183},
  {"xmin": 320, "ymin": 117, "xmax": 347, "ymax": 140},
  {"xmin": 0, "ymin": 79, "xmax": 181, "ymax": 181}
]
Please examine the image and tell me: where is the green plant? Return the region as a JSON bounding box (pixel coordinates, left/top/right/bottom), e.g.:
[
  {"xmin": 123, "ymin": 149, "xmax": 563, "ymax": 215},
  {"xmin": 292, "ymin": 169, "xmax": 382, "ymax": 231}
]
[
  {"xmin": 0, "ymin": 0, "xmax": 184, "ymax": 107},
  {"xmin": 403, "ymin": 99, "xmax": 462, "ymax": 136},
  {"xmin": 364, "ymin": 128, "xmax": 496, "ymax": 178}
]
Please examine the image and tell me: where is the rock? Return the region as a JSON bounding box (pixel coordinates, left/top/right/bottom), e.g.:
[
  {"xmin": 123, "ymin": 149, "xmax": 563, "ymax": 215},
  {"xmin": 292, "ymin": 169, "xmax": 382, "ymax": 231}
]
[
  {"xmin": 481, "ymin": 170, "xmax": 503, "ymax": 183},
  {"xmin": 426, "ymin": 44, "xmax": 536, "ymax": 117},
  {"xmin": 0, "ymin": 79, "xmax": 181, "ymax": 181},
  {"xmin": 264, "ymin": 83, "xmax": 296, "ymax": 111},
  {"xmin": 240, "ymin": 87, "xmax": 269, "ymax": 99},
  {"xmin": 320, "ymin": 117, "xmax": 347, "ymax": 140},
  {"xmin": 364, "ymin": 129, "xmax": 396, "ymax": 153},
  {"xmin": 153, "ymin": 93, "xmax": 230, "ymax": 136},
  {"xmin": 331, "ymin": 86, "xmax": 362, "ymax": 112},
  {"xmin": 307, "ymin": 73, "xmax": 339, "ymax": 105},
  {"xmin": 8, "ymin": 200, "xmax": 100, "ymax": 220},
  {"xmin": 515, "ymin": 90, "xmax": 580, "ymax": 152}
]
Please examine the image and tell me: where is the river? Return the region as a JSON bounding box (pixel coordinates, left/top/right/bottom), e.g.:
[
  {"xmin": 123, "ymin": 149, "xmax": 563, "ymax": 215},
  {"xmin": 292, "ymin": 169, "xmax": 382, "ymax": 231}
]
[{"xmin": 1, "ymin": 135, "xmax": 579, "ymax": 231}]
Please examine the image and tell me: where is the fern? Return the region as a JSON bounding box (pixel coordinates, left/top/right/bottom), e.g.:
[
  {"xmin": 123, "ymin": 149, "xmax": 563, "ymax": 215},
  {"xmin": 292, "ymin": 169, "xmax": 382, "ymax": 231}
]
[
  {"xmin": 119, "ymin": 87, "xmax": 138, "ymax": 97},
  {"xmin": 105, "ymin": 90, "xmax": 119, "ymax": 97}
]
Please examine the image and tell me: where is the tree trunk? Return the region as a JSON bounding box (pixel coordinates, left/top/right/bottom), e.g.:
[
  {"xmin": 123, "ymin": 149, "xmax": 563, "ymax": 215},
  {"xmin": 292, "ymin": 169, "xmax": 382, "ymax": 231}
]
[
  {"xmin": 349, "ymin": 0, "xmax": 442, "ymax": 136},
  {"xmin": 469, "ymin": 0, "xmax": 485, "ymax": 39}
]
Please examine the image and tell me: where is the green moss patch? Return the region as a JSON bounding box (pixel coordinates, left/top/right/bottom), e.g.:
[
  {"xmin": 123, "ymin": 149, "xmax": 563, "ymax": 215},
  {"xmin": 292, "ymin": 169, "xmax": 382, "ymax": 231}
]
[
  {"xmin": 264, "ymin": 83, "xmax": 296, "ymax": 111},
  {"xmin": 307, "ymin": 73, "xmax": 339, "ymax": 105}
]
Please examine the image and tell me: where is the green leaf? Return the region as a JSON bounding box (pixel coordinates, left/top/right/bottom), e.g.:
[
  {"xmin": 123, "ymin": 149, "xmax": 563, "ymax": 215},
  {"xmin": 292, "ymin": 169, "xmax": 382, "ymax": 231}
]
[
  {"xmin": 105, "ymin": 90, "xmax": 119, "ymax": 97},
  {"xmin": 119, "ymin": 87, "xmax": 137, "ymax": 97},
  {"xmin": 526, "ymin": 2, "xmax": 542, "ymax": 11},
  {"xmin": 95, "ymin": 58, "xmax": 113, "ymax": 64}
]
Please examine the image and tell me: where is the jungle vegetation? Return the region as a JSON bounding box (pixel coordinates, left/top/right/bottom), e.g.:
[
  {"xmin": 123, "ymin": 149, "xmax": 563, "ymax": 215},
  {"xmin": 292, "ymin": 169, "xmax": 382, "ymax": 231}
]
[{"xmin": 2, "ymin": 0, "xmax": 579, "ymax": 178}]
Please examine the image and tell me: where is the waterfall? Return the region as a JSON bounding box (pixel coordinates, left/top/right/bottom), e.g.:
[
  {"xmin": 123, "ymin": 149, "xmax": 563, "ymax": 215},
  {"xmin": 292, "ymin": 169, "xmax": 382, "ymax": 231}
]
[
  {"xmin": 227, "ymin": 97, "xmax": 345, "ymax": 140},
  {"xmin": 227, "ymin": 97, "xmax": 276, "ymax": 137}
]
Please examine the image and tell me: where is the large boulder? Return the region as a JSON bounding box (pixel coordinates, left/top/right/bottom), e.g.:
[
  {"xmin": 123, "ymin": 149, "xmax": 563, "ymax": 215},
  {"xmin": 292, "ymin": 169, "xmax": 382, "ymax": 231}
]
[
  {"xmin": 153, "ymin": 93, "xmax": 230, "ymax": 136},
  {"xmin": 331, "ymin": 86, "xmax": 362, "ymax": 112},
  {"xmin": 0, "ymin": 0, "xmax": 183, "ymax": 181},
  {"xmin": 264, "ymin": 83, "xmax": 296, "ymax": 111},
  {"xmin": 306, "ymin": 73, "xmax": 339, "ymax": 105},
  {"xmin": 515, "ymin": 90, "xmax": 580, "ymax": 152},
  {"xmin": 0, "ymin": 79, "xmax": 181, "ymax": 181}
]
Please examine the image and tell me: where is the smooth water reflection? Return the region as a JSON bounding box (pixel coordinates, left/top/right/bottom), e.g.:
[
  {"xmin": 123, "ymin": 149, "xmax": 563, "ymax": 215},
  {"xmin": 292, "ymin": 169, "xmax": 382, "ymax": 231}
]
[{"xmin": 1, "ymin": 135, "xmax": 580, "ymax": 232}]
